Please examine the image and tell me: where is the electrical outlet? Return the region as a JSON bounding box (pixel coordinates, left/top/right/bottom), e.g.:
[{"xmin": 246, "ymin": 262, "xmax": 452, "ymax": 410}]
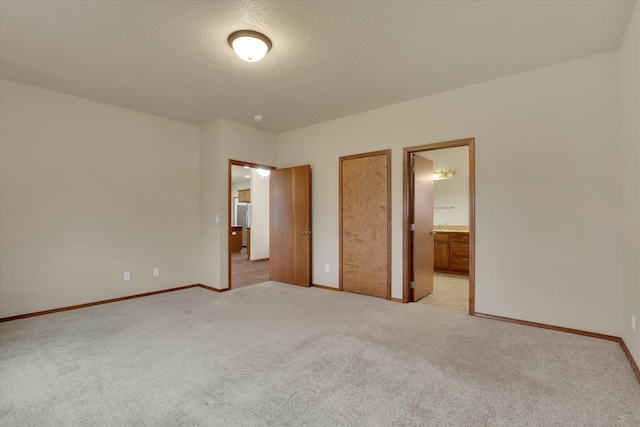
[
  {"xmin": 153, "ymin": 268, "xmax": 159, "ymax": 277},
  {"xmin": 325, "ymin": 264, "xmax": 329, "ymax": 273},
  {"xmin": 632, "ymin": 314, "xmax": 636, "ymax": 331},
  {"xmin": 124, "ymin": 271, "xmax": 130, "ymax": 281}
]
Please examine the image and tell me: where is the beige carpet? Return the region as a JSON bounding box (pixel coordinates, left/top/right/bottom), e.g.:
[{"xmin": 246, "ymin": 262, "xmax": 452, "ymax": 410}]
[
  {"xmin": 1, "ymin": 282, "xmax": 639, "ymax": 426},
  {"xmin": 417, "ymin": 273, "xmax": 469, "ymax": 312}
]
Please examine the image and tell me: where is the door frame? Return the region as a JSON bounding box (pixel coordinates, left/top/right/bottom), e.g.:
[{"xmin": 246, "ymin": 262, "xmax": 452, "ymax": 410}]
[
  {"xmin": 339, "ymin": 149, "xmax": 392, "ymax": 299},
  {"xmin": 228, "ymin": 159, "xmax": 276, "ymax": 289},
  {"xmin": 402, "ymin": 138, "xmax": 476, "ymax": 313}
]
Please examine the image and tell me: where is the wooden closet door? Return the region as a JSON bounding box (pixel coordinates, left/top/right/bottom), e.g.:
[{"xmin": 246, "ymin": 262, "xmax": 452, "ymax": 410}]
[{"xmin": 340, "ymin": 150, "xmax": 390, "ymax": 298}]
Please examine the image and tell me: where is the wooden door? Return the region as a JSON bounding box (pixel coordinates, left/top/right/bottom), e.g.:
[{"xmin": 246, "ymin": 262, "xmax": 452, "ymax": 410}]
[
  {"xmin": 340, "ymin": 151, "xmax": 390, "ymax": 299},
  {"xmin": 270, "ymin": 165, "xmax": 311, "ymax": 287},
  {"xmin": 412, "ymin": 154, "xmax": 434, "ymax": 301}
]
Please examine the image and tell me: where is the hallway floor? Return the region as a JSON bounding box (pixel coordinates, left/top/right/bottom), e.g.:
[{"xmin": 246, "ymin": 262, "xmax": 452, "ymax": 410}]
[{"xmin": 231, "ymin": 248, "xmax": 270, "ymax": 289}]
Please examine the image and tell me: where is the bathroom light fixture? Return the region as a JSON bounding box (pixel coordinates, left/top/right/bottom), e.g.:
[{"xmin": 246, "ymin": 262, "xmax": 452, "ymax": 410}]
[
  {"xmin": 433, "ymin": 169, "xmax": 458, "ymax": 180},
  {"xmin": 228, "ymin": 30, "xmax": 272, "ymax": 62}
]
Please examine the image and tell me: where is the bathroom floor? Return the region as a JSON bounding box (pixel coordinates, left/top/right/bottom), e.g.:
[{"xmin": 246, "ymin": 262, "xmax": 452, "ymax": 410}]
[{"xmin": 416, "ymin": 273, "xmax": 469, "ymax": 312}]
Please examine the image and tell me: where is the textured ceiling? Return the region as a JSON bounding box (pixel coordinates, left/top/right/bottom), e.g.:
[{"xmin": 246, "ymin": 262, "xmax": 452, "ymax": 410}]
[{"xmin": 0, "ymin": 0, "xmax": 635, "ymax": 133}]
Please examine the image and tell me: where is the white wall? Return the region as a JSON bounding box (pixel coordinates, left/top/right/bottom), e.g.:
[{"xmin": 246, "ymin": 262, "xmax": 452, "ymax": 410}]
[
  {"xmin": 619, "ymin": 2, "xmax": 640, "ymax": 366},
  {"xmin": 422, "ymin": 146, "xmax": 470, "ymax": 226},
  {"xmin": 277, "ymin": 51, "xmax": 623, "ymax": 336},
  {"xmin": 422, "ymin": 145, "xmax": 470, "ymax": 177},
  {"xmin": 199, "ymin": 119, "xmax": 222, "ymax": 287},
  {"xmin": 199, "ymin": 119, "xmax": 276, "ymax": 289},
  {"xmin": 250, "ymin": 170, "xmax": 270, "ymax": 260},
  {"xmin": 433, "ymin": 178, "xmax": 470, "ymax": 226},
  {"xmin": 0, "ymin": 79, "xmax": 200, "ymax": 318}
]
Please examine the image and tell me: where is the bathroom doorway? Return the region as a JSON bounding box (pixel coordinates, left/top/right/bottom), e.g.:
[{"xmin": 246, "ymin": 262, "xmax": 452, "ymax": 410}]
[{"xmin": 403, "ymin": 138, "xmax": 475, "ymax": 313}]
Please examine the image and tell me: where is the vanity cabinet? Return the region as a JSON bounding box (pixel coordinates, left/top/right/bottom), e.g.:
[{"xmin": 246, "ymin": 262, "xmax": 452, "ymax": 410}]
[
  {"xmin": 433, "ymin": 231, "xmax": 469, "ymax": 275},
  {"xmin": 434, "ymin": 233, "xmax": 450, "ymax": 269},
  {"xmin": 449, "ymin": 233, "xmax": 470, "ymax": 273}
]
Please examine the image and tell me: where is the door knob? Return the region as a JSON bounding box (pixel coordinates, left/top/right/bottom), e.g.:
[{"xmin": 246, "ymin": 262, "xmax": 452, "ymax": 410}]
[
  {"xmin": 302, "ymin": 230, "xmax": 311, "ymax": 235},
  {"xmin": 431, "ymin": 231, "xmax": 437, "ymax": 235},
  {"xmin": 344, "ymin": 230, "xmax": 350, "ymax": 235}
]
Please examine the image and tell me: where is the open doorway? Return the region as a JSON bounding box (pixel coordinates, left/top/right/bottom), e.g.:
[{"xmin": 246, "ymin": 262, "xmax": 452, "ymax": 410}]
[
  {"xmin": 403, "ymin": 138, "xmax": 475, "ymax": 314},
  {"xmin": 228, "ymin": 160, "xmax": 275, "ymax": 289}
]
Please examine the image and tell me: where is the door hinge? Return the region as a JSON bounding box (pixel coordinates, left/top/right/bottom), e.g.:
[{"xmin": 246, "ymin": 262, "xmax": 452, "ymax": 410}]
[
  {"xmin": 410, "ymin": 281, "xmax": 415, "ymax": 289},
  {"xmin": 410, "ymin": 223, "xmax": 415, "ymax": 231},
  {"xmin": 412, "ymin": 164, "xmax": 415, "ymax": 174}
]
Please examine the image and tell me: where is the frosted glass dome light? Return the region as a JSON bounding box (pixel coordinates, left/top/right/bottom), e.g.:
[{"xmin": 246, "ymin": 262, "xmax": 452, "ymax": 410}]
[{"xmin": 228, "ymin": 30, "xmax": 272, "ymax": 62}]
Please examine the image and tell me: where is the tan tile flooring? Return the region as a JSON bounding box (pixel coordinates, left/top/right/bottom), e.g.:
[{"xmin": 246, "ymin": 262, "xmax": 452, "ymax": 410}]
[{"xmin": 416, "ymin": 273, "xmax": 469, "ymax": 312}]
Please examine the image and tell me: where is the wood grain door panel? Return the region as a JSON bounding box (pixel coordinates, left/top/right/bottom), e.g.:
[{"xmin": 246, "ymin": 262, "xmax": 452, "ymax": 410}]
[
  {"xmin": 270, "ymin": 165, "xmax": 311, "ymax": 287},
  {"xmin": 412, "ymin": 154, "xmax": 434, "ymax": 301},
  {"xmin": 340, "ymin": 151, "xmax": 390, "ymax": 299}
]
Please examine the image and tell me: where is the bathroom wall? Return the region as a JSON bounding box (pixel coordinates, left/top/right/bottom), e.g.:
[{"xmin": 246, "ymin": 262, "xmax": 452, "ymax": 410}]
[
  {"xmin": 250, "ymin": 170, "xmax": 270, "ymax": 260},
  {"xmin": 433, "ymin": 178, "xmax": 469, "ymax": 227}
]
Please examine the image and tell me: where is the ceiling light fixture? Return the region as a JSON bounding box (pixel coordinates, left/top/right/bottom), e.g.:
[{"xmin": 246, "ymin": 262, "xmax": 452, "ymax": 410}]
[
  {"xmin": 433, "ymin": 169, "xmax": 458, "ymax": 180},
  {"xmin": 256, "ymin": 169, "xmax": 271, "ymax": 179},
  {"xmin": 228, "ymin": 30, "xmax": 272, "ymax": 62}
]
